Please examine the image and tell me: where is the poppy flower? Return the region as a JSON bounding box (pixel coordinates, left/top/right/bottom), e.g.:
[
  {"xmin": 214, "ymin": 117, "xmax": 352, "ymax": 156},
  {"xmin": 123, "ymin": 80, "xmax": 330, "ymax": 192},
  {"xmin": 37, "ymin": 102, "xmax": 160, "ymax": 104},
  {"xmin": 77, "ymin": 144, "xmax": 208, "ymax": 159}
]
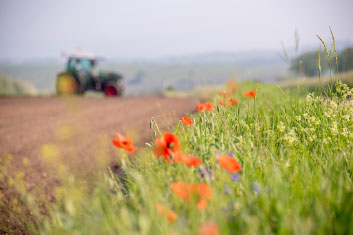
[
  {"xmin": 218, "ymin": 91, "xmax": 231, "ymax": 98},
  {"xmin": 153, "ymin": 132, "xmax": 180, "ymax": 162},
  {"xmin": 171, "ymin": 182, "xmax": 212, "ymax": 210},
  {"xmin": 195, "ymin": 183, "xmax": 212, "ymax": 209},
  {"xmin": 218, "ymin": 101, "xmax": 227, "ymax": 106},
  {"xmin": 196, "ymin": 102, "xmax": 213, "ymax": 112},
  {"xmin": 196, "ymin": 103, "xmax": 205, "ymax": 112},
  {"xmin": 171, "ymin": 182, "xmax": 190, "ymax": 201},
  {"xmin": 180, "ymin": 116, "xmax": 194, "ymax": 125},
  {"xmin": 218, "ymin": 155, "xmax": 242, "ymax": 173},
  {"xmin": 227, "ymin": 81, "xmax": 238, "ymax": 92},
  {"xmin": 198, "ymin": 222, "xmax": 219, "ymax": 235},
  {"xmin": 173, "ymin": 152, "xmax": 202, "ymax": 167},
  {"xmin": 155, "ymin": 203, "xmax": 178, "ymax": 224},
  {"xmin": 204, "ymin": 102, "xmax": 214, "ymax": 111},
  {"xmin": 112, "ymin": 132, "xmax": 138, "ymax": 155},
  {"xmin": 183, "ymin": 155, "xmax": 202, "ymax": 167},
  {"xmin": 244, "ymin": 90, "xmax": 256, "ymax": 98},
  {"xmin": 228, "ymin": 98, "xmax": 238, "ymax": 106}
]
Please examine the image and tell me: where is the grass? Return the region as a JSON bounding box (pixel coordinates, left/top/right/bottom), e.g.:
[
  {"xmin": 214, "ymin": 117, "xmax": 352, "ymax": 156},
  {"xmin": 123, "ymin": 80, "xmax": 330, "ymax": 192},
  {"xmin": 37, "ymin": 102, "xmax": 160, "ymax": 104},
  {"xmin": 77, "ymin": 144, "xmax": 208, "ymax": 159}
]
[
  {"xmin": 277, "ymin": 69, "xmax": 353, "ymax": 94},
  {"xmin": 1, "ymin": 79, "xmax": 353, "ymax": 234},
  {"xmin": 0, "ymin": 71, "xmax": 37, "ymax": 96}
]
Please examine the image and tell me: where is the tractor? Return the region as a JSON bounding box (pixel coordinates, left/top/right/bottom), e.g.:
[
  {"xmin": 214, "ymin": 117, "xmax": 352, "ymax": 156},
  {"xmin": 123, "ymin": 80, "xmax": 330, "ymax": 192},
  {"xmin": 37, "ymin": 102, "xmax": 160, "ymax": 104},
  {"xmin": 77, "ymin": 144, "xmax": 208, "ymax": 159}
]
[{"xmin": 56, "ymin": 49, "xmax": 124, "ymax": 97}]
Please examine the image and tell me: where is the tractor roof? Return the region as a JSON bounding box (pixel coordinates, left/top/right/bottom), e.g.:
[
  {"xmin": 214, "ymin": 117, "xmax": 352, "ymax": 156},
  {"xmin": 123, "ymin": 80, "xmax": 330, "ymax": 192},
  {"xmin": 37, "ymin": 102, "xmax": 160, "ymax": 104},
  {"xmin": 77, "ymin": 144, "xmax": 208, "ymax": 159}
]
[{"xmin": 63, "ymin": 48, "xmax": 96, "ymax": 60}]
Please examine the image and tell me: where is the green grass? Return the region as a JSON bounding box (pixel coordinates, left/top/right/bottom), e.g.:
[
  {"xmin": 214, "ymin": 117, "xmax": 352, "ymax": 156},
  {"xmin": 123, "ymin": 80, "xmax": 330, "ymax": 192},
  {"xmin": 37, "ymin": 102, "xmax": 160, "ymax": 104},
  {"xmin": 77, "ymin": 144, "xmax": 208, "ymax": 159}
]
[
  {"xmin": 0, "ymin": 71, "xmax": 37, "ymax": 96},
  {"xmin": 2, "ymin": 81, "xmax": 353, "ymax": 234},
  {"xmin": 277, "ymin": 69, "xmax": 353, "ymax": 94}
]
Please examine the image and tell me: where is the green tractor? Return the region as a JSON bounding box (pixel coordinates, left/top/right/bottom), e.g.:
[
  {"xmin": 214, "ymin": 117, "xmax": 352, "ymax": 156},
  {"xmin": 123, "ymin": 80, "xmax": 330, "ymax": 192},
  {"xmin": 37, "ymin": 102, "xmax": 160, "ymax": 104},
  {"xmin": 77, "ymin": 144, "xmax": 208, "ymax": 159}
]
[{"xmin": 56, "ymin": 49, "xmax": 124, "ymax": 97}]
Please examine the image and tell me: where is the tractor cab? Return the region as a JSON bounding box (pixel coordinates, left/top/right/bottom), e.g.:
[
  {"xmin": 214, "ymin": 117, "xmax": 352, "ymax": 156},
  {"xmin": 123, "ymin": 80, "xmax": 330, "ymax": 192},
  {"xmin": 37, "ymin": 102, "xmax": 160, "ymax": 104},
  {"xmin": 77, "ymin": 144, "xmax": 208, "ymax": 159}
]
[
  {"xmin": 67, "ymin": 57, "xmax": 94, "ymax": 74},
  {"xmin": 56, "ymin": 49, "xmax": 124, "ymax": 96}
]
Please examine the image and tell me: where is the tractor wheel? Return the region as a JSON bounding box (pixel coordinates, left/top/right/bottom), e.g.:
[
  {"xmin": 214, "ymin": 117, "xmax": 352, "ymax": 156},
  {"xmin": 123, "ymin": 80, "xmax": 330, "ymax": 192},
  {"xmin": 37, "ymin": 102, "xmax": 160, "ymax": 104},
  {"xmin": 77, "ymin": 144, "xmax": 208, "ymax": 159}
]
[
  {"xmin": 56, "ymin": 73, "xmax": 79, "ymax": 95},
  {"xmin": 104, "ymin": 81, "xmax": 124, "ymax": 97}
]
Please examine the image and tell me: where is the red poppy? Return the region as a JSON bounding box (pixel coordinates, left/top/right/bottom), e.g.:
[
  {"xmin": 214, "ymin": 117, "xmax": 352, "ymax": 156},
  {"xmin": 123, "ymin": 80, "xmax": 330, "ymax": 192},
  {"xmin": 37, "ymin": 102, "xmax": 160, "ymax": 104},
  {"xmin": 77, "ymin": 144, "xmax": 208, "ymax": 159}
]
[
  {"xmin": 182, "ymin": 155, "xmax": 203, "ymax": 167},
  {"xmin": 196, "ymin": 103, "xmax": 205, "ymax": 112},
  {"xmin": 171, "ymin": 182, "xmax": 190, "ymax": 201},
  {"xmin": 171, "ymin": 182, "xmax": 212, "ymax": 210},
  {"xmin": 218, "ymin": 91, "xmax": 231, "ymax": 98},
  {"xmin": 196, "ymin": 102, "xmax": 213, "ymax": 112},
  {"xmin": 204, "ymin": 102, "xmax": 214, "ymax": 111},
  {"xmin": 180, "ymin": 116, "xmax": 194, "ymax": 125},
  {"xmin": 227, "ymin": 81, "xmax": 238, "ymax": 92},
  {"xmin": 195, "ymin": 183, "xmax": 212, "ymax": 209},
  {"xmin": 244, "ymin": 90, "xmax": 256, "ymax": 98},
  {"xmin": 112, "ymin": 132, "xmax": 138, "ymax": 155},
  {"xmin": 228, "ymin": 98, "xmax": 238, "ymax": 106},
  {"xmin": 155, "ymin": 203, "xmax": 178, "ymax": 224},
  {"xmin": 198, "ymin": 222, "xmax": 219, "ymax": 235},
  {"xmin": 218, "ymin": 101, "xmax": 227, "ymax": 106},
  {"xmin": 173, "ymin": 152, "xmax": 202, "ymax": 167},
  {"xmin": 153, "ymin": 132, "xmax": 180, "ymax": 162},
  {"xmin": 218, "ymin": 155, "xmax": 242, "ymax": 173}
]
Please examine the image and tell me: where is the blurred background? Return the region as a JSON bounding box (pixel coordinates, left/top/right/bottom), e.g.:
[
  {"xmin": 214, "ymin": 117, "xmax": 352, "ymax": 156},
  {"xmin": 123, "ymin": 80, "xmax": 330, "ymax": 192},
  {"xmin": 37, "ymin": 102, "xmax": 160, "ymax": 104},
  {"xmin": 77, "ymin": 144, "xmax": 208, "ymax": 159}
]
[{"xmin": 1, "ymin": 0, "xmax": 353, "ymax": 96}]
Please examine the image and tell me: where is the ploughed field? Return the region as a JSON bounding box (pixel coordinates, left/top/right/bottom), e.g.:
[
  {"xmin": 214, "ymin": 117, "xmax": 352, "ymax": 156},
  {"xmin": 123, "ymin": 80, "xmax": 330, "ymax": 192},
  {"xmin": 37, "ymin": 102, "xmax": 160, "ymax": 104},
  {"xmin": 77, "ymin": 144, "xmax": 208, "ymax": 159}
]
[{"xmin": 0, "ymin": 96, "xmax": 196, "ymax": 197}]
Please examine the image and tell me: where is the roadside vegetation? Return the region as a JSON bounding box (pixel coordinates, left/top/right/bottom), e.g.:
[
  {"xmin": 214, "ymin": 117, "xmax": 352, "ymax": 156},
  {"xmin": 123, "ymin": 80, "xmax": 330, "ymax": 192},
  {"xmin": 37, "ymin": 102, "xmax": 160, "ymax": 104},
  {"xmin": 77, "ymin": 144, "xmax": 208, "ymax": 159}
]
[
  {"xmin": 0, "ymin": 71, "xmax": 36, "ymax": 96},
  {"xmin": 1, "ymin": 78, "xmax": 353, "ymax": 234},
  {"xmin": 1, "ymin": 31, "xmax": 353, "ymax": 234}
]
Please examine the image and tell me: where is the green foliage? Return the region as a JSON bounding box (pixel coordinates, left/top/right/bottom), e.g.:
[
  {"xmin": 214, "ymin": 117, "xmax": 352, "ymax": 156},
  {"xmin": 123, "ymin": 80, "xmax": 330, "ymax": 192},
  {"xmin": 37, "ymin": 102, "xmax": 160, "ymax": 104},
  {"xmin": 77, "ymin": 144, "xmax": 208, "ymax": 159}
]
[
  {"xmin": 291, "ymin": 51, "xmax": 331, "ymax": 77},
  {"xmin": 4, "ymin": 81, "xmax": 353, "ymax": 234},
  {"xmin": 291, "ymin": 47, "xmax": 353, "ymax": 77},
  {"xmin": 0, "ymin": 71, "xmax": 36, "ymax": 96},
  {"xmin": 338, "ymin": 48, "xmax": 353, "ymax": 72}
]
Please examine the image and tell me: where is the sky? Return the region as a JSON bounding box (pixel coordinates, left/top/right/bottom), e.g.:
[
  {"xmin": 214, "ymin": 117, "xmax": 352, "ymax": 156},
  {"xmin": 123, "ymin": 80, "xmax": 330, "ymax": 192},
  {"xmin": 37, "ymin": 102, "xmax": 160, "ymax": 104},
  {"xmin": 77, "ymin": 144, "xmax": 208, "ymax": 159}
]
[{"xmin": 0, "ymin": 0, "xmax": 353, "ymax": 60}]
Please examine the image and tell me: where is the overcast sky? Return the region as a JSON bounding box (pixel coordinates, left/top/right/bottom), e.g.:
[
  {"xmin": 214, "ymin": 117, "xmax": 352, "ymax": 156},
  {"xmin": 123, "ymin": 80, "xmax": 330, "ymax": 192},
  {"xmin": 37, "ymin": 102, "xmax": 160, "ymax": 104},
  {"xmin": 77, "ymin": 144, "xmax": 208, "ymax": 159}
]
[{"xmin": 0, "ymin": 0, "xmax": 352, "ymax": 60}]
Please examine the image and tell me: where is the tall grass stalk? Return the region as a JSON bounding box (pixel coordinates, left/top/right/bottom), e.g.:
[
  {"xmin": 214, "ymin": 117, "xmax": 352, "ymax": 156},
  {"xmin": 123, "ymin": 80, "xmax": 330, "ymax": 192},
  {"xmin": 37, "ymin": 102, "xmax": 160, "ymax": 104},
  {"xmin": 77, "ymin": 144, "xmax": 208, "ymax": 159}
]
[
  {"xmin": 316, "ymin": 34, "xmax": 332, "ymax": 94},
  {"xmin": 317, "ymin": 48, "xmax": 322, "ymax": 94},
  {"xmin": 329, "ymin": 26, "xmax": 339, "ymax": 79}
]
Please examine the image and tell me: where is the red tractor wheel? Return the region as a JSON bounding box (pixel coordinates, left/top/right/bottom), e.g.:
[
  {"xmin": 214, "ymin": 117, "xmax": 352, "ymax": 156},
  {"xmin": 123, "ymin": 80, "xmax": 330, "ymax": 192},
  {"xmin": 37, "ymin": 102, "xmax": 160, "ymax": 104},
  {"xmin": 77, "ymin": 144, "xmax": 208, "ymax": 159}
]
[
  {"xmin": 103, "ymin": 81, "xmax": 124, "ymax": 97},
  {"xmin": 104, "ymin": 85, "xmax": 118, "ymax": 96}
]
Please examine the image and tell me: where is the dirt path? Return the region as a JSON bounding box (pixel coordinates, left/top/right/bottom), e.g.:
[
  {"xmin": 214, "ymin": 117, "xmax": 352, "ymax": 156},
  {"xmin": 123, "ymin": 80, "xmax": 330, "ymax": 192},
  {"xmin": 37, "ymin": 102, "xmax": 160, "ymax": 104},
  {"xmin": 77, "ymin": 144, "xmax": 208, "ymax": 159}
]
[{"xmin": 0, "ymin": 96, "xmax": 196, "ymax": 230}]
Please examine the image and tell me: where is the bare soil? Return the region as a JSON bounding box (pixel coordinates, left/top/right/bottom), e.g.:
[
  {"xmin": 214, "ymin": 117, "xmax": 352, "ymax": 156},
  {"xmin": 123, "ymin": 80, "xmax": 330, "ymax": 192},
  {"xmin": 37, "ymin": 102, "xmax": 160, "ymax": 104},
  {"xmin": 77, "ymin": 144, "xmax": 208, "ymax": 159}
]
[{"xmin": 0, "ymin": 96, "xmax": 196, "ymax": 234}]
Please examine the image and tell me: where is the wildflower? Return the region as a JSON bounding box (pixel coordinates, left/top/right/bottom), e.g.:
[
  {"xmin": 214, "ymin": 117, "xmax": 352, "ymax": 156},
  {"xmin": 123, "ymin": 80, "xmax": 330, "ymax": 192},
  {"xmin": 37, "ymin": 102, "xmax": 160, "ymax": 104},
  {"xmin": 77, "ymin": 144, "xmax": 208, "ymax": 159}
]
[
  {"xmin": 198, "ymin": 165, "xmax": 213, "ymax": 179},
  {"xmin": 205, "ymin": 166, "xmax": 212, "ymax": 176},
  {"xmin": 204, "ymin": 102, "xmax": 214, "ymax": 111},
  {"xmin": 196, "ymin": 183, "xmax": 212, "ymax": 209},
  {"xmin": 277, "ymin": 121, "xmax": 285, "ymax": 133},
  {"xmin": 180, "ymin": 116, "xmax": 194, "ymax": 125},
  {"xmin": 227, "ymin": 81, "xmax": 236, "ymax": 87},
  {"xmin": 112, "ymin": 132, "xmax": 138, "ymax": 155},
  {"xmin": 218, "ymin": 155, "xmax": 242, "ymax": 173},
  {"xmin": 244, "ymin": 90, "xmax": 256, "ymax": 98},
  {"xmin": 173, "ymin": 152, "xmax": 202, "ymax": 167},
  {"xmin": 227, "ymin": 81, "xmax": 238, "ymax": 92},
  {"xmin": 155, "ymin": 203, "xmax": 178, "ymax": 224},
  {"xmin": 196, "ymin": 102, "xmax": 213, "ymax": 112},
  {"xmin": 198, "ymin": 222, "xmax": 219, "ymax": 235},
  {"xmin": 153, "ymin": 132, "xmax": 180, "ymax": 162},
  {"xmin": 198, "ymin": 168, "xmax": 205, "ymax": 178},
  {"xmin": 171, "ymin": 182, "xmax": 212, "ymax": 210},
  {"xmin": 218, "ymin": 91, "xmax": 231, "ymax": 98},
  {"xmin": 218, "ymin": 101, "xmax": 227, "ymax": 106},
  {"xmin": 171, "ymin": 182, "xmax": 190, "ymax": 201},
  {"xmin": 196, "ymin": 103, "xmax": 205, "ymax": 112},
  {"xmin": 231, "ymin": 172, "xmax": 239, "ymax": 182},
  {"xmin": 228, "ymin": 98, "xmax": 238, "ymax": 106}
]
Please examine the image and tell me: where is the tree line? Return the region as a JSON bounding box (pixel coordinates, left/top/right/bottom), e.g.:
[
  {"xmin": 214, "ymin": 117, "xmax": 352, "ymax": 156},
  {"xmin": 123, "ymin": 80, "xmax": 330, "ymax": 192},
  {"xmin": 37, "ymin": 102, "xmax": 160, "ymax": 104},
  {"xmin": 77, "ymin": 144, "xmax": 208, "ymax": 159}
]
[{"xmin": 291, "ymin": 47, "xmax": 353, "ymax": 77}]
